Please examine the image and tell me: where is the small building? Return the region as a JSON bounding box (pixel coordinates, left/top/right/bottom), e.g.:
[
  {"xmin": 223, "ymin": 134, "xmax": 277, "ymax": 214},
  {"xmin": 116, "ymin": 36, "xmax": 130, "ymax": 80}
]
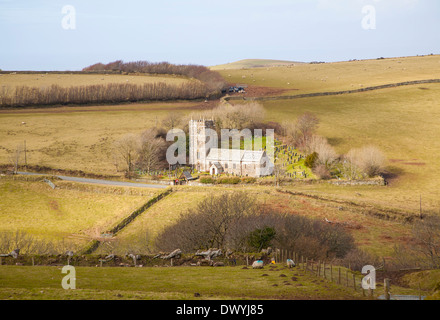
[{"xmin": 176, "ymin": 170, "xmax": 196, "ymax": 185}]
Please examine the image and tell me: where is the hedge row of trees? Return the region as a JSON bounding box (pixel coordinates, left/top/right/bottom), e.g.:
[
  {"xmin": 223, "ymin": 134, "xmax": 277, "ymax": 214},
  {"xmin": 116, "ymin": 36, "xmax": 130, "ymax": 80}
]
[
  {"xmin": 0, "ymin": 82, "xmax": 209, "ymax": 108},
  {"xmin": 83, "ymin": 60, "xmax": 228, "ymax": 93}
]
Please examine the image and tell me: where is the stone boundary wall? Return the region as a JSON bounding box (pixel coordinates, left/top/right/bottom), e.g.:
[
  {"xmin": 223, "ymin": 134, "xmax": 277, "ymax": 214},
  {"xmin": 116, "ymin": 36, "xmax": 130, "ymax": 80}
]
[
  {"xmin": 80, "ymin": 188, "xmax": 173, "ymax": 254},
  {"xmin": 224, "ymin": 79, "xmax": 440, "ymax": 102}
]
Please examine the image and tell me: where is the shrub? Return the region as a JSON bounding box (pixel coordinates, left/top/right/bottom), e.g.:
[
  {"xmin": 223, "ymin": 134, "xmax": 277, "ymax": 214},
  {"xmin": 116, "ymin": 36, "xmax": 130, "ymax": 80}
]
[
  {"xmin": 308, "ymin": 135, "xmax": 338, "ymax": 168},
  {"xmin": 345, "ymin": 146, "xmax": 386, "ymax": 178},
  {"xmin": 241, "ymin": 177, "xmax": 256, "ymax": 184},
  {"xmin": 341, "ymin": 248, "xmax": 382, "ymax": 272},
  {"xmin": 217, "ymin": 177, "xmax": 241, "ymax": 184},
  {"xmin": 305, "ymin": 152, "xmax": 318, "ymax": 168},
  {"xmin": 246, "ymin": 227, "xmax": 276, "ymax": 252},
  {"xmin": 200, "ymin": 177, "xmax": 215, "ymax": 184},
  {"xmin": 313, "ymin": 164, "xmax": 332, "ymax": 180}
]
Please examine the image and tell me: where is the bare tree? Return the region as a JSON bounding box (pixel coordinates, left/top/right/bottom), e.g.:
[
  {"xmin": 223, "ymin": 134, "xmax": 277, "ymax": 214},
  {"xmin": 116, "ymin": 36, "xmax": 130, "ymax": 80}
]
[
  {"xmin": 161, "ymin": 112, "xmax": 182, "ymax": 131},
  {"xmin": 273, "ymin": 161, "xmax": 287, "ymax": 186},
  {"xmin": 113, "ymin": 134, "xmax": 141, "ymax": 177},
  {"xmin": 197, "ymin": 102, "xmax": 266, "ymax": 131},
  {"xmin": 154, "ymin": 192, "xmax": 256, "ymax": 252},
  {"xmin": 9, "ymin": 145, "xmax": 22, "ymax": 174},
  {"xmin": 283, "ymin": 112, "xmax": 319, "ymax": 152},
  {"xmin": 412, "ymin": 215, "xmax": 440, "ymax": 269},
  {"xmin": 345, "ymin": 146, "xmax": 385, "ymax": 178},
  {"xmin": 307, "ymin": 135, "xmax": 338, "ymax": 168},
  {"xmin": 136, "ymin": 129, "xmax": 167, "ymax": 173}
]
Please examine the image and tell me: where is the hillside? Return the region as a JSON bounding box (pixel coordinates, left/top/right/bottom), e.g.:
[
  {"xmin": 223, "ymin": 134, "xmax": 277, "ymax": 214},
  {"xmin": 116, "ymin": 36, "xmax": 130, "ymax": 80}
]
[
  {"xmin": 210, "ymin": 59, "xmax": 304, "ymax": 70},
  {"xmin": 217, "ymin": 55, "xmax": 440, "ymax": 214},
  {"xmin": 217, "ymin": 55, "xmax": 440, "ymax": 95}
]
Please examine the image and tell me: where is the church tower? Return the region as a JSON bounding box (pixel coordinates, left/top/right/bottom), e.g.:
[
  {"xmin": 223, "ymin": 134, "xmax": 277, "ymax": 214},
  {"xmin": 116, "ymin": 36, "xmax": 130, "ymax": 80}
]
[{"xmin": 189, "ymin": 119, "xmax": 215, "ymax": 172}]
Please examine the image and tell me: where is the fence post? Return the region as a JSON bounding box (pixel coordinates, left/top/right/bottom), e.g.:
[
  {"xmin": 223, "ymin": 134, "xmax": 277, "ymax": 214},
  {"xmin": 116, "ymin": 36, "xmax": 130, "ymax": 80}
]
[
  {"xmin": 330, "ymin": 265, "xmax": 333, "ymax": 282},
  {"xmin": 382, "ymin": 278, "xmax": 392, "ymax": 300},
  {"xmin": 323, "ymin": 262, "xmax": 326, "ymax": 279},
  {"xmin": 338, "ymin": 267, "xmax": 341, "ymax": 285},
  {"xmin": 301, "ymin": 256, "xmax": 304, "ymax": 270},
  {"xmin": 317, "ymin": 261, "xmax": 321, "ymax": 276},
  {"xmin": 353, "ymin": 274, "xmax": 357, "ymax": 291},
  {"xmin": 306, "ymin": 258, "xmax": 308, "ymax": 271}
]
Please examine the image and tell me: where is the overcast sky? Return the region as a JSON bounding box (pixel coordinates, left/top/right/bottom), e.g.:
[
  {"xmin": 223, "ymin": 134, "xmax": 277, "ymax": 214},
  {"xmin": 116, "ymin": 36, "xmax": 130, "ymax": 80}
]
[{"xmin": 1, "ymin": 0, "xmax": 439, "ymax": 70}]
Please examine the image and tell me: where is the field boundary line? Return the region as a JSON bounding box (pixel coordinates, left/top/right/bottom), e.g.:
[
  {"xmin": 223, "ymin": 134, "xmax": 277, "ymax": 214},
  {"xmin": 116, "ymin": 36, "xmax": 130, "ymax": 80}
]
[{"xmin": 276, "ymin": 188, "xmax": 416, "ymax": 223}]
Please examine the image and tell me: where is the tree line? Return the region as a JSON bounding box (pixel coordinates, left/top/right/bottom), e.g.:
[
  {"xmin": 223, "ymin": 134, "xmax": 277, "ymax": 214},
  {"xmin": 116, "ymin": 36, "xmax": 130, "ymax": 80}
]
[
  {"xmin": 83, "ymin": 60, "xmax": 228, "ymax": 93},
  {"xmin": 0, "ymin": 82, "xmax": 209, "ymax": 108}
]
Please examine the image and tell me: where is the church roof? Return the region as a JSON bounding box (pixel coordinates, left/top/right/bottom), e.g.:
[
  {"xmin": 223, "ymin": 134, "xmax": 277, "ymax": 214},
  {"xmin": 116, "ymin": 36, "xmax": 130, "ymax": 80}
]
[{"xmin": 206, "ymin": 148, "xmax": 265, "ymax": 163}]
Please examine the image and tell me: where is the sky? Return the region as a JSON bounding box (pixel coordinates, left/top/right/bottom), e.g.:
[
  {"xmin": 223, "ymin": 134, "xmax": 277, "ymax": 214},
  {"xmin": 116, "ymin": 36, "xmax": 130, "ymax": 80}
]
[{"xmin": 1, "ymin": 0, "xmax": 439, "ymax": 70}]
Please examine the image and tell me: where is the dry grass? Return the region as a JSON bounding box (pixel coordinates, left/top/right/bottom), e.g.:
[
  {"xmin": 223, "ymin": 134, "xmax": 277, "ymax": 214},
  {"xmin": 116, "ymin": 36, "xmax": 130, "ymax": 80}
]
[
  {"xmin": 0, "ymin": 101, "xmax": 208, "ymax": 175},
  {"xmin": 0, "ymin": 178, "xmax": 160, "ymax": 245},
  {"xmin": 262, "ymin": 83, "xmax": 440, "ymax": 213},
  {"xmin": 218, "ymin": 55, "xmax": 440, "ymax": 94}
]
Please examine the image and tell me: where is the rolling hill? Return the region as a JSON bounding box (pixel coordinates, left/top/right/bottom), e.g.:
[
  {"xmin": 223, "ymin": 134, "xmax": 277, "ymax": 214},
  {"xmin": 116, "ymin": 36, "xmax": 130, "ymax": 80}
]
[{"xmin": 210, "ymin": 59, "xmax": 304, "ymax": 70}]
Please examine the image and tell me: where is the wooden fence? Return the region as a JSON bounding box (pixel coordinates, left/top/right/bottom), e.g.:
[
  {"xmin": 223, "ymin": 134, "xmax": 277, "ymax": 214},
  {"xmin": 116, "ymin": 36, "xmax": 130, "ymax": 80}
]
[{"xmin": 272, "ymin": 248, "xmax": 378, "ymax": 298}]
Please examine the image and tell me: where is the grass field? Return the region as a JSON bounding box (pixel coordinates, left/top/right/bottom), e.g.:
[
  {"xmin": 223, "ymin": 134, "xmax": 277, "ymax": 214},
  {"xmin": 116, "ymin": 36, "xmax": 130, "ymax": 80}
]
[
  {"xmin": 217, "ymin": 55, "xmax": 440, "ymax": 95},
  {"xmin": 0, "ymin": 178, "xmax": 160, "ymax": 248},
  {"xmin": 0, "ymin": 265, "xmax": 367, "ymax": 300},
  {"xmin": 0, "ymin": 73, "xmax": 193, "ymax": 89},
  {"xmin": 211, "ymin": 59, "xmax": 304, "ymax": 70},
  {"xmin": 0, "ymin": 101, "xmax": 208, "ymax": 175},
  {"xmin": 260, "ymin": 83, "xmax": 440, "ymax": 213},
  {"xmin": 105, "ymin": 186, "xmax": 412, "ymax": 257},
  {"xmin": 1, "ymin": 263, "xmax": 432, "ymax": 300}
]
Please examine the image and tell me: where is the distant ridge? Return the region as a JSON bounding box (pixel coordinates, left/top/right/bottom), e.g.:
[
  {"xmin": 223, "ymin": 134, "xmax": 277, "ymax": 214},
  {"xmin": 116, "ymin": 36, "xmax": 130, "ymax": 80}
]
[{"xmin": 210, "ymin": 59, "xmax": 304, "ymax": 70}]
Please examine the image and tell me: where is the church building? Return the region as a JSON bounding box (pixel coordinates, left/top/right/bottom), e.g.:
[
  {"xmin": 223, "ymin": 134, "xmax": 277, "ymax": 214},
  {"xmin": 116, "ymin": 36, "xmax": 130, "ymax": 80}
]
[{"xmin": 189, "ymin": 119, "xmax": 273, "ymax": 177}]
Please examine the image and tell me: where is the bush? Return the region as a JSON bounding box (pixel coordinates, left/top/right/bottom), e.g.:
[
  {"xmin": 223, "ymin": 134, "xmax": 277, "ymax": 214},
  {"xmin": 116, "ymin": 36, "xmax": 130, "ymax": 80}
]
[
  {"xmin": 199, "ymin": 177, "xmax": 215, "ymax": 184},
  {"xmin": 345, "ymin": 146, "xmax": 385, "ymax": 178},
  {"xmin": 246, "ymin": 227, "xmax": 276, "ymax": 252},
  {"xmin": 313, "ymin": 164, "xmax": 332, "ymax": 180},
  {"xmin": 241, "ymin": 177, "xmax": 256, "ymax": 184},
  {"xmin": 217, "ymin": 177, "xmax": 241, "ymax": 184},
  {"xmin": 305, "ymin": 152, "xmax": 318, "ymax": 168},
  {"xmin": 340, "ymin": 248, "xmax": 381, "ymax": 272}
]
